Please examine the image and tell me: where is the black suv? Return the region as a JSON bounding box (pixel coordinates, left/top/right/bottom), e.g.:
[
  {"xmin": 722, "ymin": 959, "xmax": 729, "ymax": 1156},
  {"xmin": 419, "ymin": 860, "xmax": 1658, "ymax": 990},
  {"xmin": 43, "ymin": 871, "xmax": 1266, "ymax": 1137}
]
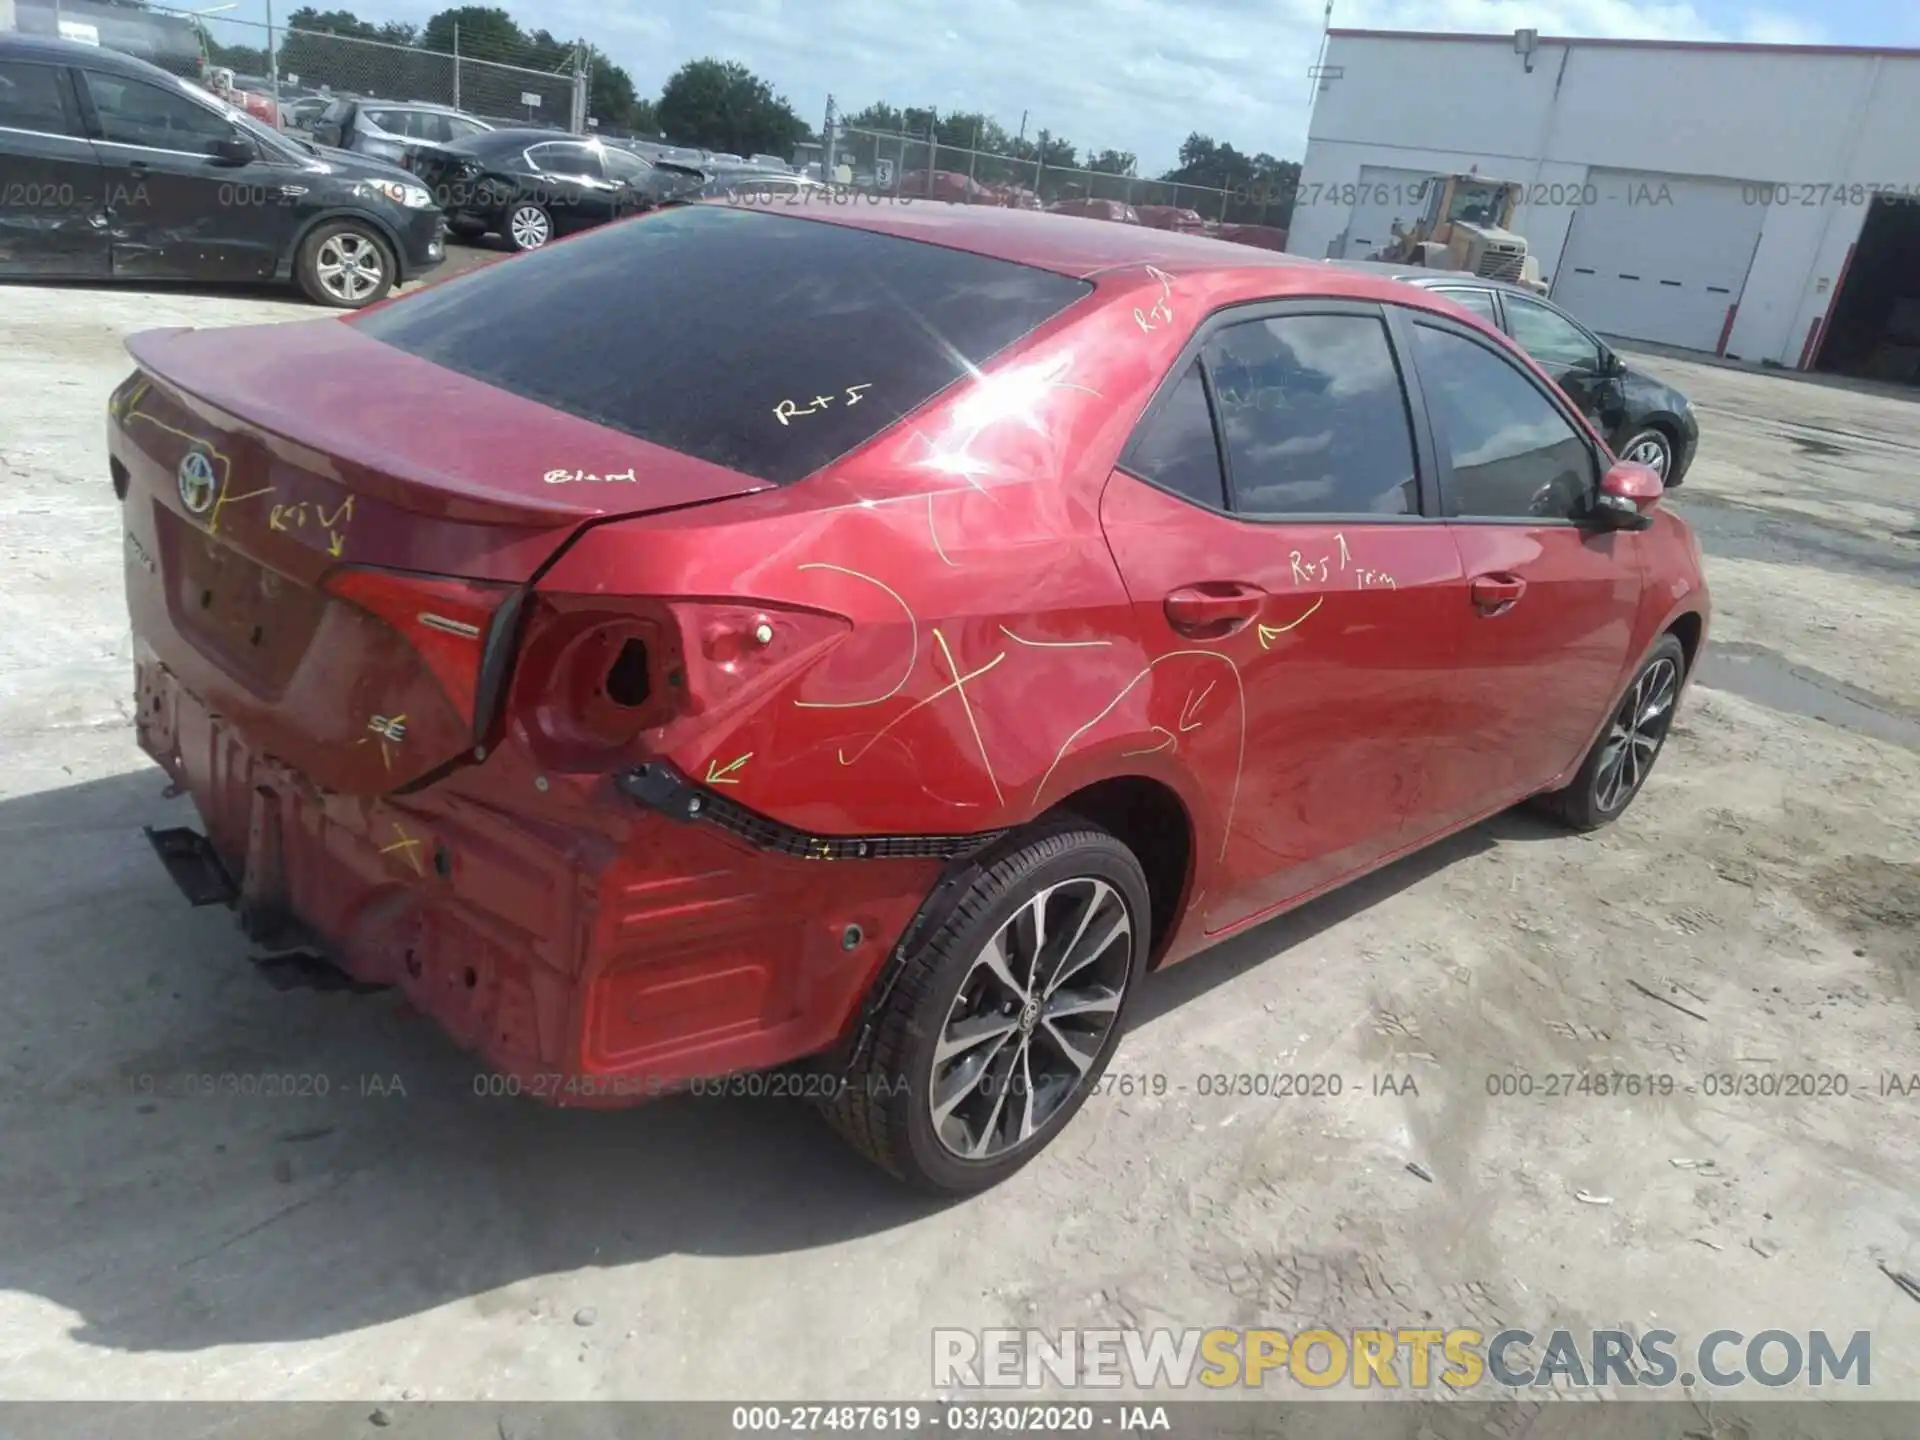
[
  {"xmin": 1336, "ymin": 262, "xmax": 1700, "ymax": 484},
  {"xmin": 0, "ymin": 34, "xmax": 446, "ymax": 307}
]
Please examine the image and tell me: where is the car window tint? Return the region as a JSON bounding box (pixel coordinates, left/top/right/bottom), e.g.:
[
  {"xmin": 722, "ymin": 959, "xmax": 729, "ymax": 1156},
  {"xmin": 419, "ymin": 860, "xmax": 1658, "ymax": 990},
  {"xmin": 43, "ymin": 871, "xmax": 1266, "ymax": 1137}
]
[
  {"xmin": 602, "ymin": 147, "xmax": 651, "ymax": 183},
  {"xmin": 1122, "ymin": 361, "xmax": 1226, "ymax": 509},
  {"xmin": 0, "ymin": 61, "xmax": 76, "ymax": 136},
  {"xmin": 445, "ymin": 116, "xmax": 485, "ymax": 140},
  {"xmin": 1413, "ymin": 323, "xmax": 1596, "ymax": 521},
  {"xmin": 354, "ymin": 205, "xmax": 1093, "ymax": 487},
  {"xmin": 1504, "ymin": 296, "xmax": 1603, "ymax": 372},
  {"xmin": 1432, "ymin": 287, "xmax": 1498, "ymax": 321},
  {"xmin": 529, "ymin": 142, "xmax": 602, "ymax": 180},
  {"xmin": 84, "ymin": 73, "xmax": 235, "ymax": 152},
  {"xmin": 1205, "ymin": 314, "xmax": 1417, "ymax": 517}
]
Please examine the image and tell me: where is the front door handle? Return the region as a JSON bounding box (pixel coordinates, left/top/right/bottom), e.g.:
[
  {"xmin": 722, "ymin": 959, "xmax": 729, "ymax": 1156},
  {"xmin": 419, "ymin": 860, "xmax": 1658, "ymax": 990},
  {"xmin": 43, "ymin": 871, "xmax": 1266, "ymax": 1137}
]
[
  {"xmin": 1164, "ymin": 583, "xmax": 1266, "ymax": 637},
  {"xmin": 1470, "ymin": 572, "xmax": 1527, "ymax": 614},
  {"xmin": 126, "ymin": 160, "xmax": 150, "ymax": 176}
]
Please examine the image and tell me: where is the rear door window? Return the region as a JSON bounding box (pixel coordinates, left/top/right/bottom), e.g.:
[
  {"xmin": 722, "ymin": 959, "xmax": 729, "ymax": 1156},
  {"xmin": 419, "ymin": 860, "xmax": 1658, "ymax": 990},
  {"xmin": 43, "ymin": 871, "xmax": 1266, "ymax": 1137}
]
[
  {"xmin": 353, "ymin": 204, "xmax": 1093, "ymax": 485},
  {"xmin": 601, "ymin": 147, "xmax": 651, "ymax": 183},
  {"xmin": 83, "ymin": 72, "xmax": 236, "ymax": 153},
  {"xmin": 527, "ymin": 141, "xmax": 603, "ymax": 180},
  {"xmin": 0, "ymin": 60, "xmax": 80, "ymax": 136},
  {"xmin": 1205, "ymin": 313, "xmax": 1419, "ymax": 517}
]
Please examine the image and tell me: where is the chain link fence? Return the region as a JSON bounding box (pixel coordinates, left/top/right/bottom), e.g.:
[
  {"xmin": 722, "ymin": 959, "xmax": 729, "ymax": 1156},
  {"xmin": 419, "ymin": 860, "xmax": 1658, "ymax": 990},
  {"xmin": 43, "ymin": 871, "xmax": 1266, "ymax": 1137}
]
[
  {"xmin": 830, "ymin": 124, "xmax": 1290, "ymax": 240},
  {"xmin": 134, "ymin": 4, "xmax": 583, "ymax": 132}
]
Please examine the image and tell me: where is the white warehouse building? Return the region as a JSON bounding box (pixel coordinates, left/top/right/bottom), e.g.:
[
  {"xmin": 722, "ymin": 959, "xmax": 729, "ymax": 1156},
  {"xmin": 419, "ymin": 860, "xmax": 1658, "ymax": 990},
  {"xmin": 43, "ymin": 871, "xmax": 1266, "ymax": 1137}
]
[{"xmin": 1288, "ymin": 29, "xmax": 1920, "ymax": 385}]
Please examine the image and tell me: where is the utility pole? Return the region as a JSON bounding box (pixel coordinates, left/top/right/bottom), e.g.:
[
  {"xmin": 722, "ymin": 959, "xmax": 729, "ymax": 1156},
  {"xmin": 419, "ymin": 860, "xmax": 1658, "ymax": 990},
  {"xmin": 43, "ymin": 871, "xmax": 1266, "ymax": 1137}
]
[
  {"xmin": 968, "ymin": 118, "xmax": 979, "ymax": 185},
  {"xmin": 264, "ymin": 0, "xmax": 278, "ymax": 114},
  {"xmin": 926, "ymin": 107, "xmax": 937, "ymax": 196},
  {"xmin": 452, "ymin": 22, "xmax": 460, "ymax": 111},
  {"xmin": 1035, "ymin": 127, "xmax": 1048, "ymax": 198},
  {"xmin": 821, "ymin": 95, "xmax": 837, "ymax": 182}
]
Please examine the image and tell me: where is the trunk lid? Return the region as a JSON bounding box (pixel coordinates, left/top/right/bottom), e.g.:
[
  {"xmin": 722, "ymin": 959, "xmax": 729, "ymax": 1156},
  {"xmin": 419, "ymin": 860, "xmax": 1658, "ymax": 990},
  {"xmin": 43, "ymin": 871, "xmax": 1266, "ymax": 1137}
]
[{"xmin": 117, "ymin": 321, "xmax": 770, "ymax": 796}]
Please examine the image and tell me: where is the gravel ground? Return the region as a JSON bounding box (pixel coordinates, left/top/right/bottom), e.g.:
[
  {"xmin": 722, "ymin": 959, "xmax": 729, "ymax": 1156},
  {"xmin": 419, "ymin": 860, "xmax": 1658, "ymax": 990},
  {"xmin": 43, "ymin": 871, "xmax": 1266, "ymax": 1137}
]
[{"xmin": 1, "ymin": 268, "xmax": 1916, "ymax": 1406}]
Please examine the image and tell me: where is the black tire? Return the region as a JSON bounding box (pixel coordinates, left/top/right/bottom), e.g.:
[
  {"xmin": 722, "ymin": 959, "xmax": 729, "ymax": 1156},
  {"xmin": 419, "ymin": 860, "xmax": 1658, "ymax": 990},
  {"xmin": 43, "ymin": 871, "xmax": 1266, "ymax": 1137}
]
[
  {"xmin": 503, "ymin": 202, "xmax": 554, "ymax": 252},
  {"xmin": 1534, "ymin": 634, "xmax": 1686, "ymax": 831},
  {"xmin": 1617, "ymin": 425, "xmax": 1676, "ymax": 486},
  {"xmin": 294, "ymin": 220, "xmax": 395, "ymax": 309},
  {"xmin": 819, "ymin": 823, "xmax": 1150, "ymax": 1194}
]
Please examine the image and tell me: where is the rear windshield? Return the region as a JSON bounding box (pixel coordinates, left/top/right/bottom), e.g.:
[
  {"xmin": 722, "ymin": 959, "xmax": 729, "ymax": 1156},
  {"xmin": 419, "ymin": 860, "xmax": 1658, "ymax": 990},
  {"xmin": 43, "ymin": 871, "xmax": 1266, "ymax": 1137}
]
[{"xmin": 353, "ymin": 204, "xmax": 1092, "ymax": 485}]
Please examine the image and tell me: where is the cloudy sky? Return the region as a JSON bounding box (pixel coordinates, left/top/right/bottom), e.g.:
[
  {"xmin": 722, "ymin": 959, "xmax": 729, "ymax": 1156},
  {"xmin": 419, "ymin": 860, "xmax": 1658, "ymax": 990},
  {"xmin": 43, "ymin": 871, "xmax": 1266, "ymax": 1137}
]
[{"xmin": 214, "ymin": 0, "xmax": 1912, "ymax": 173}]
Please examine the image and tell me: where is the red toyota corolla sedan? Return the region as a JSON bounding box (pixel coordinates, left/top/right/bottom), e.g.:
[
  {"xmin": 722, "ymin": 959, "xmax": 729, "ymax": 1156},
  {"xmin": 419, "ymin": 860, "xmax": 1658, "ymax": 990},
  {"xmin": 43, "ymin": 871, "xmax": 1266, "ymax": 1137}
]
[{"xmin": 111, "ymin": 202, "xmax": 1709, "ymax": 1192}]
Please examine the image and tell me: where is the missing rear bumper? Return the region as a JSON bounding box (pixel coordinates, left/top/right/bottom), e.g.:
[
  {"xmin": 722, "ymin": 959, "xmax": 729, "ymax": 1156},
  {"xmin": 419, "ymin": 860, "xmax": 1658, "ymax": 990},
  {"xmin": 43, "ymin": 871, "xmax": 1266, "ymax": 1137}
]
[
  {"xmin": 143, "ymin": 825, "xmax": 238, "ymax": 907},
  {"xmin": 615, "ymin": 760, "xmax": 1006, "ymax": 862}
]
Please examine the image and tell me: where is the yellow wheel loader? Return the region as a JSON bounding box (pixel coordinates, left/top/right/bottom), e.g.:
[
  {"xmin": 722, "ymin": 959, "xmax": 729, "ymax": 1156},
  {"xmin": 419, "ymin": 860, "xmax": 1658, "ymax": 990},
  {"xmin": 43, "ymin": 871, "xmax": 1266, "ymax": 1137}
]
[{"xmin": 1372, "ymin": 175, "xmax": 1547, "ymax": 294}]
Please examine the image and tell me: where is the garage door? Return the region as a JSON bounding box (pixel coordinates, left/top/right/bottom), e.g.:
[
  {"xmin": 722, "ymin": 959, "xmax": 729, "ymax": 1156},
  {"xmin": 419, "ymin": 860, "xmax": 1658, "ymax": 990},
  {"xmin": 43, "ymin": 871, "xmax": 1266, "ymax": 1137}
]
[
  {"xmin": 1339, "ymin": 165, "xmax": 1439, "ymax": 260},
  {"xmin": 1550, "ymin": 171, "xmax": 1765, "ymax": 352}
]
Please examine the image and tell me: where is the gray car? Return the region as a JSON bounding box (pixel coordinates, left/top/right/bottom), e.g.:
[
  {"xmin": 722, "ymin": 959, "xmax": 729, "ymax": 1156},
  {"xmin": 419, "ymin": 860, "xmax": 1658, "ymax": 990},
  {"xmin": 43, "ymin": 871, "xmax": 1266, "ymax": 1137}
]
[{"xmin": 310, "ymin": 98, "xmax": 491, "ymax": 170}]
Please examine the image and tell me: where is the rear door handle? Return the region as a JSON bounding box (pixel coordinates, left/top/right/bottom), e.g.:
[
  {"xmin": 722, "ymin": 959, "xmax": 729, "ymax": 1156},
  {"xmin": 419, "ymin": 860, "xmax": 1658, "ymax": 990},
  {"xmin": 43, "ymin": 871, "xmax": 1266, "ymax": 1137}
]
[
  {"xmin": 1164, "ymin": 583, "xmax": 1266, "ymax": 637},
  {"xmin": 1470, "ymin": 573, "xmax": 1527, "ymax": 613},
  {"xmin": 127, "ymin": 160, "xmax": 150, "ymax": 176}
]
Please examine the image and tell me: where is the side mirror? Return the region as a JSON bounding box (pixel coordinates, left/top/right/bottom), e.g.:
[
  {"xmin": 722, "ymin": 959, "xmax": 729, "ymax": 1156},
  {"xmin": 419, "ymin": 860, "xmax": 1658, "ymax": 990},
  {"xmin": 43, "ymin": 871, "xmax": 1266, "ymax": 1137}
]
[
  {"xmin": 212, "ymin": 136, "xmax": 256, "ymax": 165},
  {"xmin": 1601, "ymin": 349, "xmax": 1627, "ymax": 377},
  {"xmin": 1590, "ymin": 461, "xmax": 1662, "ymax": 530}
]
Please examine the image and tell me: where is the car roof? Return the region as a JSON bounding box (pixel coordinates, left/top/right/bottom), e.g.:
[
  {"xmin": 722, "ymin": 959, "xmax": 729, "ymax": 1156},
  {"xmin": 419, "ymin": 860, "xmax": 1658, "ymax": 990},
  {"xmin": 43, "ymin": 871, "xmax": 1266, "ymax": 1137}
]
[
  {"xmin": 744, "ymin": 203, "xmax": 1339, "ymax": 282},
  {"xmin": 1324, "ymin": 258, "xmax": 1539, "ymax": 297},
  {"xmin": 362, "ymin": 100, "xmax": 472, "ymax": 116}
]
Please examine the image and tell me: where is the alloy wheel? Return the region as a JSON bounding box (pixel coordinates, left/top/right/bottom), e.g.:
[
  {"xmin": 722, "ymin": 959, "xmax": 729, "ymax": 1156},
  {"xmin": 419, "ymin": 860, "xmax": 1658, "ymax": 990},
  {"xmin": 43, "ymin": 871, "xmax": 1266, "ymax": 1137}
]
[
  {"xmin": 1623, "ymin": 431, "xmax": 1671, "ymax": 478},
  {"xmin": 315, "ymin": 231, "xmax": 386, "ymax": 303},
  {"xmin": 510, "ymin": 206, "xmax": 552, "ymax": 249},
  {"xmin": 928, "ymin": 877, "xmax": 1133, "ymax": 1161},
  {"xmin": 1594, "ymin": 657, "xmax": 1678, "ymax": 814}
]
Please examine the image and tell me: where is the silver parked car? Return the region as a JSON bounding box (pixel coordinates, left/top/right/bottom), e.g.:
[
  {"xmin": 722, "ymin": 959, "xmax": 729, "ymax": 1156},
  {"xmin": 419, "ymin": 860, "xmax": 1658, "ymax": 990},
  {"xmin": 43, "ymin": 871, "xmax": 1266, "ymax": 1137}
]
[{"xmin": 310, "ymin": 98, "xmax": 491, "ymax": 170}]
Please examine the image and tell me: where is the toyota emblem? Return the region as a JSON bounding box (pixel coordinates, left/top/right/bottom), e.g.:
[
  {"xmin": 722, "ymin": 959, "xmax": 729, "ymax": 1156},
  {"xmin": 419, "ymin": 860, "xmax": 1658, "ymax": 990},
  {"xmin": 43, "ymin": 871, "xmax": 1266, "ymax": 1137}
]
[{"xmin": 177, "ymin": 450, "xmax": 218, "ymax": 516}]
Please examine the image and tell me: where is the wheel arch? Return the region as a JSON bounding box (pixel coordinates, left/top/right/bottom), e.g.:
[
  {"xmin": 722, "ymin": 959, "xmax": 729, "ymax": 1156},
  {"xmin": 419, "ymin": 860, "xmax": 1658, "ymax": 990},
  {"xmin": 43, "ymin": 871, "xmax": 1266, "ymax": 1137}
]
[
  {"xmin": 278, "ymin": 208, "xmax": 410, "ymax": 284},
  {"xmin": 1048, "ymin": 773, "xmax": 1195, "ymax": 968},
  {"xmin": 1617, "ymin": 411, "xmax": 1684, "ymax": 458},
  {"xmin": 1665, "ymin": 608, "xmax": 1705, "ymax": 677}
]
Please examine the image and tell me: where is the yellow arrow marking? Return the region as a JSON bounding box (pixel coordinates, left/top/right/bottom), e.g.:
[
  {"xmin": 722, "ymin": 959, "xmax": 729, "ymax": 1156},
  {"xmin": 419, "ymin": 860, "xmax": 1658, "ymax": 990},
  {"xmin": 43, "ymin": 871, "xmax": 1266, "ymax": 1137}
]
[
  {"xmin": 1179, "ymin": 680, "xmax": 1215, "ymax": 733},
  {"xmin": 327, "ymin": 531, "xmax": 345, "ymax": 558},
  {"xmin": 1257, "ymin": 596, "xmax": 1324, "ymax": 649},
  {"xmin": 704, "ymin": 752, "xmax": 752, "ymax": 785}
]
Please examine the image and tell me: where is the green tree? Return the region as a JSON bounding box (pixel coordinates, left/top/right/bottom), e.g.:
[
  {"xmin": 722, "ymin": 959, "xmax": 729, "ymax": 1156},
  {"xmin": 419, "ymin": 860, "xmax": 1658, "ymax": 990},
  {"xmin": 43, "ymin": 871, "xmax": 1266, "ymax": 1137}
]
[
  {"xmin": 580, "ymin": 46, "xmax": 637, "ymax": 130},
  {"xmin": 421, "ymin": 6, "xmax": 524, "ymax": 64},
  {"xmin": 285, "ymin": 7, "xmax": 382, "ymax": 39},
  {"xmin": 203, "ymin": 37, "xmax": 270, "ymax": 72},
  {"xmin": 658, "ymin": 59, "xmax": 807, "ymax": 156},
  {"xmin": 1159, "ymin": 133, "xmax": 1300, "ymax": 224},
  {"xmin": 1086, "ymin": 148, "xmax": 1136, "ymax": 176}
]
